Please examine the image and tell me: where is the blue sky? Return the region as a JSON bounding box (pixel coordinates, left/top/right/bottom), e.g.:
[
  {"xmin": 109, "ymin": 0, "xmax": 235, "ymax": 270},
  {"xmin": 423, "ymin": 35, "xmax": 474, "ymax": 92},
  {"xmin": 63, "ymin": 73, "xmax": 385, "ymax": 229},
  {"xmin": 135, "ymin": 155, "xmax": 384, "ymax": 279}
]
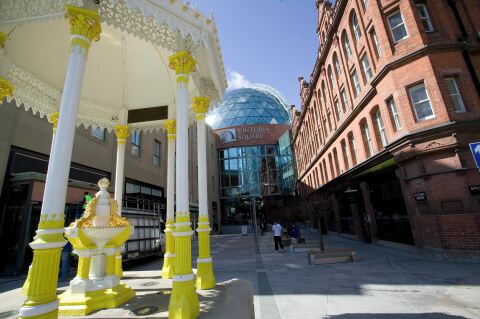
[{"xmin": 196, "ymin": 0, "xmax": 318, "ymax": 107}]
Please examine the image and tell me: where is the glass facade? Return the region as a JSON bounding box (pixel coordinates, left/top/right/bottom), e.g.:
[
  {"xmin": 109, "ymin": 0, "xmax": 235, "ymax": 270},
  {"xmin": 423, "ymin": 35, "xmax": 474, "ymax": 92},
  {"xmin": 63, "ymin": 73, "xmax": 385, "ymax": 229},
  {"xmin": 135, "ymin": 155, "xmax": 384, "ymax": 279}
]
[
  {"xmin": 207, "ymin": 87, "xmax": 290, "ymax": 129},
  {"xmin": 212, "ymin": 86, "xmax": 296, "ymax": 226}
]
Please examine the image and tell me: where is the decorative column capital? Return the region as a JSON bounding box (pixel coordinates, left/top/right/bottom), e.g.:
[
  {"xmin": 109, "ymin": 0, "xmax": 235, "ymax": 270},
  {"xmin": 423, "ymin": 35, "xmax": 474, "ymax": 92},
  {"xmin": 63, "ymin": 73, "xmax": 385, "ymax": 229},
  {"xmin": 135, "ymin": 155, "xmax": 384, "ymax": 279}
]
[
  {"xmin": 115, "ymin": 125, "xmax": 130, "ymax": 145},
  {"xmin": 0, "ymin": 78, "xmax": 13, "ymax": 103},
  {"xmin": 193, "ymin": 96, "xmax": 210, "ymax": 120},
  {"xmin": 65, "ymin": 5, "xmax": 102, "ymax": 51},
  {"xmin": 168, "ymin": 51, "xmax": 196, "ymax": 85},
  {"xmin": 0, "ymin": 32, "xmax": 7, "ymax": 48},
  {"xmin": 48, "ymin": 112, "xmax": 59, "ymax": 130},
  {"xmin": 164, "ymin": 119, "xmax": 176, "ymax": 140}
]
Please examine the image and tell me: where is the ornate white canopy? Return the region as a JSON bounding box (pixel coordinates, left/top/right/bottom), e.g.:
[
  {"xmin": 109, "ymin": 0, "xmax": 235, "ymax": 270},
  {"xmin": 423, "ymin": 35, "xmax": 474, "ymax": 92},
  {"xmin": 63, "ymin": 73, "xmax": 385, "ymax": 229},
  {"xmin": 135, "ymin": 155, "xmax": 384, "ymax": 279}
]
[{"xmin": 0, "ymin": 0, "xmax": 227, "ymax": 132}]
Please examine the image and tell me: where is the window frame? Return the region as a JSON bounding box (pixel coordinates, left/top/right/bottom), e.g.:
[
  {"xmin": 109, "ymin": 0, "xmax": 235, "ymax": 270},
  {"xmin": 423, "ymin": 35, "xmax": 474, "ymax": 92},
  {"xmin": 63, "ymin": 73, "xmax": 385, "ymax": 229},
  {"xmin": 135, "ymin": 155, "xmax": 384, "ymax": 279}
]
[
  {"xmin": 387, "ymin": 97, "xmax": 402, "ymax": 131},
  {"xmin": 343, "ymin": 32, "xmax": 352, "ymax": 60},
  {"xmin": 375, "ymin": 110, "xmax": 388, "ymax": 147},
  {"xmin": 370, "ymin": 28, "xmax": 382, "ymax": 58},
  {"xmin": 363, "ymin": 121, "xmax": 375, "ymax": 157},
  {"xmin": 351, "ymin": 12, "xmax": 362, "ymax": 41},
  {"xmin": 361, "ymin": 53, "xmax": 373, "ymax": 81},
  {"xmin": 351, "ymin": 69, "xmax": 361, "ymax": 97},
  {"xmin": 445, "ymin": 77, "xmax": 466, "ymax": 113},
  {"xmin": 131, "ymin": 130, "xmax": 142, "ymax": 157},
  {"xmin": 154, "ymin": 140, "xmax": 161, "ymax": 167},
  {"xmin": 416, "ymin": 3, "xmax": 434, "ymax": 32},
  {"xmin": 90, "ymin": 126, "xmax": 106, "ymax": 141},
  {"xmin": 388, "ymin": 10, "xmax": 409, "ymax": 43},
  {"xmin": 341, "ymin": 88, "xmax": 349, "ymax": 112},
  {"xmin": 408, "ymin": 82, "xmax": 435, "ymax": 121},
  {"xmin": 334, "ymin": 54, "xmax": 342, "ymax": 75}
]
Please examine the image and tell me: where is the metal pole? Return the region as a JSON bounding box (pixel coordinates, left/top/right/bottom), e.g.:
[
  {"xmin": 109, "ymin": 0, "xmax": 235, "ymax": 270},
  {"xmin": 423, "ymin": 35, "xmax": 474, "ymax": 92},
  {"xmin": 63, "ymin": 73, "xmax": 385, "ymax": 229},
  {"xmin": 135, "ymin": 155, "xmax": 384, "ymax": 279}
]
[{"xmin": 252, "ymin": 197, "xmax": 258, "ymax": 237}]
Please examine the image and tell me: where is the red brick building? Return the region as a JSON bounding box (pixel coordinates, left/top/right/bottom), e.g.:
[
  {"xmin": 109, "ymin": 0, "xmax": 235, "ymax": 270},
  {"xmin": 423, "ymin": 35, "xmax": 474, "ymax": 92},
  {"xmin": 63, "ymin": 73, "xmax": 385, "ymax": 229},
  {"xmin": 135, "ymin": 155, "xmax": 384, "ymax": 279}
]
[{"xmin": 292, "ymin": 0, "xmax": 480, "ymax": 258}]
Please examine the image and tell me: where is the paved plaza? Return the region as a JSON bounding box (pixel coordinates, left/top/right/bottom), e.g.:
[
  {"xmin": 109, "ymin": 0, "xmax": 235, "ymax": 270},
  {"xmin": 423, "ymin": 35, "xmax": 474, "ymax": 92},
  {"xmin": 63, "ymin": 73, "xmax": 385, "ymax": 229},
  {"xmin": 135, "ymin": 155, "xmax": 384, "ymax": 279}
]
[{"xmin": 1, "ymin": 232, "xmax": 480, "ymax": 319}]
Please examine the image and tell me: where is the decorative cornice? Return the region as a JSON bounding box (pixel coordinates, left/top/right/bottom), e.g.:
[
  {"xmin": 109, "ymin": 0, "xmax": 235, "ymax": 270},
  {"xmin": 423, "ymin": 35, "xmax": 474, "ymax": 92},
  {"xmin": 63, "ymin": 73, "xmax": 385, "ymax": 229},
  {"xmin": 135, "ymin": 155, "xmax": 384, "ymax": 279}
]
[
  {"xmin": 114, "ymin": 125, "xmax": 129, "ymax": 144},
  {"xmin": 65, "ymin": 5, "xmax": 102, "ymax": 51},
  {"xmin": 48, "ymin": 112, "xmax": 59, "ymax": 129},
  {"xmin": 193, "ymin": 96, "xmax": 209, "ymax": 120}
]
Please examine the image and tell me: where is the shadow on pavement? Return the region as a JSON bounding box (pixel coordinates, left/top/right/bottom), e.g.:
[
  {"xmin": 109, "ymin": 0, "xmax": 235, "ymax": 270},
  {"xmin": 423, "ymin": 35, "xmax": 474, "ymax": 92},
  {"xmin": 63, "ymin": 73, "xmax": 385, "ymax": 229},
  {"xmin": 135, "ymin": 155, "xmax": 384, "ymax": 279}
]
[{"xmin": 327, "ymin": 313, "xmax": 469, "ymax": 319}]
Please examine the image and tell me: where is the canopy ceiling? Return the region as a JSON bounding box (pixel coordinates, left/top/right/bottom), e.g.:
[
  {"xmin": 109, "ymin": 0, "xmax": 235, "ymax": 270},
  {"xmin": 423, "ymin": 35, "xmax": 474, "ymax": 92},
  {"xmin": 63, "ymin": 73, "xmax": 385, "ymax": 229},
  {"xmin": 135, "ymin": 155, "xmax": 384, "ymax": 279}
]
[{"xmin": 0, "ymin": 0, "xmax": 227, "ymax": 131}]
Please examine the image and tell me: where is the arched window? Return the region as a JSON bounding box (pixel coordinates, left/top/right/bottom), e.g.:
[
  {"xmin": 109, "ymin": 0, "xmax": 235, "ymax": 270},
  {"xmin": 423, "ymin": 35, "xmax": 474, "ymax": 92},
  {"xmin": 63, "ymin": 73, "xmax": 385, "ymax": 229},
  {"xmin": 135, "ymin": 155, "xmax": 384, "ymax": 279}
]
[
  {"xmin": 341, "ymin": 139, "xmax": 350, "ymax": 170},
  {"xmin": 333, "ymin": 53, "xmax": 342, "ymax": 75},
  {"xmin": 373, "ymin": 108, "xmax": 388, "ymax": 148},
  {"xmin": 351, "ymin": 12, "xmax": 362, "ymax": 41},
  {"xmin": 360, "ymin": 119, "xmax": 375, "ymax": 157},
  {"xmin": 333, "ymin": 148, "xmax": 341, "ymax": 176},
  {"xmin": 328, "ymin": 65, "xmax": 335, "ymax": 90},
  {"xmin": 342, "ymin": 31, "xmax": 352, "ymax": 60},
  {"xmin": 348, "ymin": 132, "xmax": 358, "ymax": 166}
]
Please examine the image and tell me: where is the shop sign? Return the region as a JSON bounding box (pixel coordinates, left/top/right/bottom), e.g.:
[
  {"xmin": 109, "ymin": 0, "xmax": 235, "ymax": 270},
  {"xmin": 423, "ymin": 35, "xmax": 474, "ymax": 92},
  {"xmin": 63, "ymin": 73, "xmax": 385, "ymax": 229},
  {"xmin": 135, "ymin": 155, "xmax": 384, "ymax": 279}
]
[
  {"xmin": 218, "ymin": 126, "xmax": 271, "ymax": 144},
  {"xmin": 414, "ymin": 192, "xmax": 427, "ymax": 201},
  {"xmin": 469, "ymin": 185, "xmax": 480, "ymax": 195}
]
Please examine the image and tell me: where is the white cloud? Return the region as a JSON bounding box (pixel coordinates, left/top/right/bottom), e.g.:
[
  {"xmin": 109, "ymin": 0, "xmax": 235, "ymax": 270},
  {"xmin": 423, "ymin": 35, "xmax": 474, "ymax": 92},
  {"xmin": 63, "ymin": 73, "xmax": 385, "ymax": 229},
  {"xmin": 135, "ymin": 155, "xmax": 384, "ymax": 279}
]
[{"xmin": 227, "ymin": 71, "xmax": 253, "ymax": 90}]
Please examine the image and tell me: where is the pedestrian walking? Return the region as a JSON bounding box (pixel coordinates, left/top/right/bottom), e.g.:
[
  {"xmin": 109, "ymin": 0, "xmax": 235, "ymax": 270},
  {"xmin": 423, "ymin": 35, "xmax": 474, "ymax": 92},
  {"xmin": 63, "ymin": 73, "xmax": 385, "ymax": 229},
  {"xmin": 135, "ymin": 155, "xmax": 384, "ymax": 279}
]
[{"xmin": 272, "ymin": 221, "xmax": 284, "ymax": 253}]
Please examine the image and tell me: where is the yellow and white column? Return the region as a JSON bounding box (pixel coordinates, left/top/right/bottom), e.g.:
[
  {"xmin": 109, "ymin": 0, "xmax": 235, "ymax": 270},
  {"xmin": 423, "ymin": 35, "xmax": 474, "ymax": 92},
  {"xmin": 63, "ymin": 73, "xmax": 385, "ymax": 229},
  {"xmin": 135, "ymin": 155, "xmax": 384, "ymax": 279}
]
[
  {"xmin": 114, "ymin": 124, "xmax": 129, "ymax": 277},
  {"xmin": 168, "ymin": 51, "xmax": 200, "ymax": 319},
  {"xmin": 162, "ymin": 119, "xmax": 176, "ymax": 279},
  {"xmin": 193, "ymin": 97, "xmax": 215, "ymax": 290},
  {"xmin": 0, "ymin": 32, "xmax": 14, "ymax": 104},
  {"xmin": 19, "ymin": 6, "xmax": 101, "ymax": 319}
]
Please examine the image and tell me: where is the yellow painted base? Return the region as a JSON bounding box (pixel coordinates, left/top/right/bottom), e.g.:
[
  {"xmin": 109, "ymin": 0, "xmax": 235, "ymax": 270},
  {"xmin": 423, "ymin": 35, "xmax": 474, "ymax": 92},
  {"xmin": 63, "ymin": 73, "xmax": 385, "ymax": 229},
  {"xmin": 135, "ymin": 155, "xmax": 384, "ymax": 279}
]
[
  {"xmin": 161, "ymin": 256, "xmax": 175, "ymax": 279},
  {"xmin": 196, "ymin": 262, "xmax": 215, "ymax": 290},
  {"xmin": 58, "ymin": 284, "xmax": 135, "ymax": 316},
  {"xmin": 169, "ymin": 279, "xmax": 199, "ymax": 319}
]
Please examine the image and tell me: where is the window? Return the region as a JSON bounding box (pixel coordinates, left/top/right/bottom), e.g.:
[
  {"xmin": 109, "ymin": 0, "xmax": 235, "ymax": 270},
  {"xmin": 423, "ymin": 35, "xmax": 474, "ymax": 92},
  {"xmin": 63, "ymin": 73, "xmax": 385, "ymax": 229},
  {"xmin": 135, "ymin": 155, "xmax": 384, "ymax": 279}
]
[
  {"xmin": 362, "ymin": 121, "xmax": 374, "ymax": 157},
  {"xmin": 342, "ymin": 32, "xmax": 352, "ymax": 60},
  {"xmin": 445, "ymin": 78, "xmax": 465, "ymax": 113},
  {"xmin": 361, "ymin": 54, "xmax": 372, "ymax": 81},
  {"xmin": 341, "ymin": 89, "xmax": 349, "ymax": 111},
  {"xmin": 362, "ymin": 0, "xmax": 369, "ymax": 9},
  {"xmin": 416, "ymin": 3, "xmax": 434, "ymax": 32},
  {"xmin": 341, "ymin": 140, "xmax": 350, "ymax": 169},
  {"xmin": 375, "ymin": 110, "xmax": 388, "ymax": 147},
  {"xmin": 328, "ymin": 66, "xmax": 335, "ymax": 89},
  {"xmin": 387, "ymin": 97, "xmax": 402, "ymax": 131},
  {"xmin": 409, "ymin": 83, "xmax": 434, "ymax": 120},
  {"xmin": 335, "ymin": 100, "xmax": 342, "ymax": 119},
  {"xmin": 154, "ymin": 140, "xmax": 161, "ymax": 166},
  {"xmin": 388, "ymin": 10, "xmax": 408, "ymax": 43},
  {"xmin": 327, "ymin": 111, "xmax": 333, "ymax": 131},
  {"xmin": 91, "ymin": 126, "xmax": 105, "ymax": 141},
  {"xmin": 348, "ymin": 133, "xmax": 358, "ymax": 165},
  {"xmin": 370, "ymin": 29, "xmax": 382, "ymax": 58},
  {"xmin": 131, "ymin": 131, "xmax": 141, "ymax": 157},
  {"xmin": 351, "ymin": 12, "xmax": 362, "ymax": 41},
  {"xmin": 334, "ymin": 53, "xmax": 342, "ymax": 75},
  {"xmin": 351, "ymin": 69, "xmax": 361, "ymax": 96}
]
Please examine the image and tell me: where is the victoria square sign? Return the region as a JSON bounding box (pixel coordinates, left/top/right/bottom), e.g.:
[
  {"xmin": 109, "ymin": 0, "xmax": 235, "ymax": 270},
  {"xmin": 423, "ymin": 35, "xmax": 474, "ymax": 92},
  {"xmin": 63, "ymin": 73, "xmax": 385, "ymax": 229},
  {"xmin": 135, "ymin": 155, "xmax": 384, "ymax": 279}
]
[{"xmin": 216, "ymin": 124, "xmax": 290, "ymax": 147}]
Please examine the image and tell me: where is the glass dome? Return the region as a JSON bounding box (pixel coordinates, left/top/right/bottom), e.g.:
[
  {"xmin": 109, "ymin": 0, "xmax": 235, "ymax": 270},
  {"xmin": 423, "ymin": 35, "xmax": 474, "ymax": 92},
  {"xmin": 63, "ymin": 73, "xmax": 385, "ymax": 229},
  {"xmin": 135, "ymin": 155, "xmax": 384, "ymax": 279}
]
[{"xmin": 207, "ymin": 85, "xmax": 291, "ymax": 129}]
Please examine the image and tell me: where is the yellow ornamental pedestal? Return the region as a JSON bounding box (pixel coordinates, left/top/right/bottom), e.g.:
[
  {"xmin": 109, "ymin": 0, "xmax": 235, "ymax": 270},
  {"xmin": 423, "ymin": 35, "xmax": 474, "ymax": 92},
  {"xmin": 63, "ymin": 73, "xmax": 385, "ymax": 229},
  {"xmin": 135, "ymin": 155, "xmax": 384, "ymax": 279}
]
[
  {"xmin": 161, "ymin": 219, "xmax": 175, "ymax": 279},
  {"xmin": 58, "ymin": 178, "xmax": 135, "ymax": 316},
  {"xmin": 195, "ymin": 215, "xmax": 215, "ymax": 290}
]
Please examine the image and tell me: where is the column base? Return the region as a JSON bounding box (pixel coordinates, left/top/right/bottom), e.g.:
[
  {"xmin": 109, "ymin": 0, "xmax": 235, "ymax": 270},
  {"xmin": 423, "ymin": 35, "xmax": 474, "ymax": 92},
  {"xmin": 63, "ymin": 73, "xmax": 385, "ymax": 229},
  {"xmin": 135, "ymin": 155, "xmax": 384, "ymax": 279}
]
[
  {"xmin": 161, "ymin": 255, "xmax": 175, "ymax": 279},
  {"xmin": 195, "ymin": 260, "xmax": 215, "ymax": 290},
  {"xmin": 169, "ymin": 278, "xmax": 199, "ymax": 319},
  {"xmin": 58, "ymin": 284, "xmax": 135, "ymax": 316}
]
